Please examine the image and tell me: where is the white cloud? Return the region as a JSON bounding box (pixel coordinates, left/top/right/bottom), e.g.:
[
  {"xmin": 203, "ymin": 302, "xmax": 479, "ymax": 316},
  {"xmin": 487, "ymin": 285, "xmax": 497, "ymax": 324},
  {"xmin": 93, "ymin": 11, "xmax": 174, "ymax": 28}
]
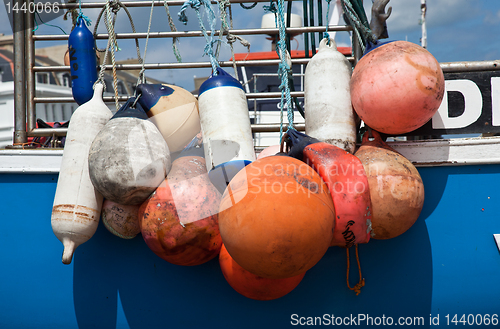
[{"xmin": 484, "ymin": 9, "xmax": 500, "ymax": 25}]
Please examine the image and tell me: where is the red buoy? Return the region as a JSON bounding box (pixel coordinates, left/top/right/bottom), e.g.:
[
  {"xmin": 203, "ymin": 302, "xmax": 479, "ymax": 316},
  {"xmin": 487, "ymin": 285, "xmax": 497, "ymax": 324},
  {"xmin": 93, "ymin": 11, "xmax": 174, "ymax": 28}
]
[
  {"xmin": 219, "ymin": 244, "xmax": 305, "ymax": 300},
  {"xmin": 139, "ymin": 153, "xmax": 222, "ymax": 266},
  {"xmin": 285, "ymin": 130, "xmax": 372, "ymax": 247},
  {"xmin": 350, "ymin": 41, "xmax": 445, "ymax": 135},
  {"xmin": 218, "ymin": 156, "xmax": 335, "ymax": 279}
]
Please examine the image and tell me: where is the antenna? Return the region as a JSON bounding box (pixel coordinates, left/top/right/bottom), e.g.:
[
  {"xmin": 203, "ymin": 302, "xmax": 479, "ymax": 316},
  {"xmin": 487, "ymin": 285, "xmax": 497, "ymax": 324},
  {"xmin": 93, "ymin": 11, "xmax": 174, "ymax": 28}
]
[{"xmin": 420, "ymin": 0, "xmax": 427, "ymax": 49}]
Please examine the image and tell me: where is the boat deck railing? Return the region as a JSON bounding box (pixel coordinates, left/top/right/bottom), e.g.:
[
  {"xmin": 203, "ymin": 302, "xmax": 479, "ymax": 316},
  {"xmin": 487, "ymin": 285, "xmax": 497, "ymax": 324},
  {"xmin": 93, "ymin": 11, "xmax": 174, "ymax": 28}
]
[{"xmin": 10, "ymin": 0, "xmax": 500, "ymax": 144}]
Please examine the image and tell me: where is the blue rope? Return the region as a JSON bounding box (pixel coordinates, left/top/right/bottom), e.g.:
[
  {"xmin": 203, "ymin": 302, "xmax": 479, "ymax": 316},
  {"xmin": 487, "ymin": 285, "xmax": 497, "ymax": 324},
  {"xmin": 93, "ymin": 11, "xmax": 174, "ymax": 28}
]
[
  {"xmin": 33, "ymin": 12, "xmax": 67, "ymax": 34},
  {"xmin": 323, "ymin": 0, "xmax": 331, "ymax": 42},
  {"xmin": 77, "ymin": 0, "xmax": 92, "ymax": 26},
  {"xmin": 178, "ymin": 0, "xmax": 219, "ymax": 74},
  {"xmin": 265, "ymin": 0, "xmax": 294, "ymax": 141}
]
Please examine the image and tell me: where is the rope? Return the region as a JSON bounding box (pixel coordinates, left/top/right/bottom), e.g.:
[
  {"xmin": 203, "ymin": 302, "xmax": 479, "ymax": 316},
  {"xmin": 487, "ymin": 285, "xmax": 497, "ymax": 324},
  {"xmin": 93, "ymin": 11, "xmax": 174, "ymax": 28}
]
[
  {"xmin": 77, "ymin": 0, "xmax": 92, "ymax": 26},
  {"xmin": 100, "ymin": 0, "xmax": 120, "ymax": 111},
  {"xmin": 217, "ymin": 0, "xmax": 250, "ymax": 80},
  {"xmin": 265, "ymin": 0, "xmax": 294, "ymax": 141},
  {"xmin": 93, "ymin": 1, "xmax": 142, "ymax": 62},
  {"xmin": 178, "ymin": 0, "xmax": 220, "ymax": 75},
  {"xmin": 63, "ymin": 0, "xmax": 78, "ymax": 29},
  {"xmin": 346, "ymin": 244, "xmax": 365, "ymax": 296},
  {"xmin": 33, "ymin": 12, "xmax": 67, "ymax": 34},
  {"xmin": 323, "ymin": 0, "xmax": 332, "ymax": 42},
  {"xmin": 240, "ymin": 2, "xmax": 258, "ymax": 9},
  {"xmin": 163, "ymin": 0, "xmax": 183, "ymax": 62},
  {"xmin": 136, "ymin": 0, "xmax": 156, "ymax": 88},
  {"xmin": 340, "ymin": 0, "xmax": 375, "ymax": 52}
]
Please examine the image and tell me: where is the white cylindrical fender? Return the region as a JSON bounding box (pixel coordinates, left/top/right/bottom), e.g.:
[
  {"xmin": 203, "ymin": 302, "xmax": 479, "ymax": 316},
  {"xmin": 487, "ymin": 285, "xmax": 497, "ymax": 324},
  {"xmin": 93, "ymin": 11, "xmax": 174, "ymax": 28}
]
[
  {"xmin": 304, "ymin": 38, "xmax": 357, "ymax": 154},
  {"xmin": 51, "ymin": 83, "xmax": 112, "ymax": 265},
  {"xmin": 88, "ymin": 97, "xmax": 172, "ymax": 206},
  {"xmin": 198, "ymin": 67, "xmax": 256, "ymax": 172}
]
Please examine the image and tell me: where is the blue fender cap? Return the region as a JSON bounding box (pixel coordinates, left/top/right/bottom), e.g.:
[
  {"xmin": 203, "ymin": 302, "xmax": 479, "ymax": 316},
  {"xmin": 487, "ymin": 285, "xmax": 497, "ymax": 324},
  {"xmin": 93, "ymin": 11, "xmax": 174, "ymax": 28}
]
[
  {"xmin": 111, "ymin": 97, "xmax": 149, "ymax": 120},
  {"xmin": 208, "ymin": 160, "xmax": 252, "ymax": 194},
  {"xmin": 136, "ymin": 84, "xmax": 175, "ymax": 112},
  {"xmin": 199, "ymin": 67, "xmax": 244, "ymax": 95}
]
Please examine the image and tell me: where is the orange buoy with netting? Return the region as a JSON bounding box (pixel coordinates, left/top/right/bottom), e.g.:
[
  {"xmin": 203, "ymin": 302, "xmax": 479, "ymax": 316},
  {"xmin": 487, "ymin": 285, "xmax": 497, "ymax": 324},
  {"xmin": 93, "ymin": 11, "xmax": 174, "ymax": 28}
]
[
  {"xmin": 218, "ymin": 155, "xmax": 335, "ymax": 279},
  {"xmin": 219, "ymin": 244, "xmax": 305, "ymax": 300},
  {"xmin": 350, "ymin": 41, "xmax": 445, "ymax": 135},
  {"xmin": 354, "ymin": 130, "xmax": 425, "ymax": 239}
]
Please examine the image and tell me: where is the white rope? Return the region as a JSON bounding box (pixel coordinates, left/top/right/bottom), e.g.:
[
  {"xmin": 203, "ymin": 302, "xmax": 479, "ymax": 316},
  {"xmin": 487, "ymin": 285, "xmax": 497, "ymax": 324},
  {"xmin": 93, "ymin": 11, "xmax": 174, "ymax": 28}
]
[
  {"xmin": 136, "ymin": 0, "xmax": 155, "ymax": 89},
  {"xmin": 102, "ymin": 0, "xmax": 120, "ymax": 111}
]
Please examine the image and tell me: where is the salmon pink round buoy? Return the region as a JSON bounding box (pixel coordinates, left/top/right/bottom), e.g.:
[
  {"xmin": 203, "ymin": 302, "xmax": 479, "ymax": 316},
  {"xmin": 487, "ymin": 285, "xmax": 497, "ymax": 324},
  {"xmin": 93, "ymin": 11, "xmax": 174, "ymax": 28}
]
[
  {"xmin": 218, "ymin": 156, "xmax": 335, "ymax": 279},
  {"xmin": 355, "ymin": 130, "xmax": 424, "ymax": 239},
  {"xmin": 101, "ymin": 199, "xmax": 140, "ymax": 239},
  {"xmin": 219, "ymin": 244, "xmax": 305, "ymax": 300},
  {"xmin": 139, "ymin": 144, "xmax": 222, "ymax": 266},
  {"xmin": 350, "ymin": 41, "xmax": 445, "ymax": 135}
]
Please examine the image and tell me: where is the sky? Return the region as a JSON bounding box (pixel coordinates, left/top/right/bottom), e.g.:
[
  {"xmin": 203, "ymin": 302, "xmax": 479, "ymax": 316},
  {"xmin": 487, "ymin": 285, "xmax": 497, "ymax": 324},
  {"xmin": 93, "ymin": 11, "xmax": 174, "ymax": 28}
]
[{"xmin": 1, "ymin": 0, "xmax": 500, "ymax": 91}]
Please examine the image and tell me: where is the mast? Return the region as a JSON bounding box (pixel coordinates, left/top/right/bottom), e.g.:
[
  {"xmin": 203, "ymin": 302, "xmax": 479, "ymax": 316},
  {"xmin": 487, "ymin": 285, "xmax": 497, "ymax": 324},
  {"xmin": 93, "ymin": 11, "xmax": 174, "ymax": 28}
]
[{"xmin": 420, "ymin": 0, "xmax": 427, "ymax": 49}]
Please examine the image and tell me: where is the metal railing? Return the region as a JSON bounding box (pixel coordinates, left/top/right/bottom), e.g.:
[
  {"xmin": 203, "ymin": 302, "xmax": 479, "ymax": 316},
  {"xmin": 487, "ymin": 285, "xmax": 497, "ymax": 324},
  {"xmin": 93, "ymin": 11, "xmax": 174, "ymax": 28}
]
[{"xmin": 11, "ymin": 0, "xmax": 500, "ymax": 145}]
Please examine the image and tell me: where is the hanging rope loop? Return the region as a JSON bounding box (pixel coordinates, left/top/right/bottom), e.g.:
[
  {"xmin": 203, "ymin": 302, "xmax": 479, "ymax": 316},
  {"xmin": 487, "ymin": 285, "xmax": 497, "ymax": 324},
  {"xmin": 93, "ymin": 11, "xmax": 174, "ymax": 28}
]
[
  {"xmin": 323, "ymin": 0, "xmax": 332, "ymax": 42},
  {"xmin": 340, "ymin": 0, "xmax": 375, "ymax": 53},
  {"xmin": 135, "ymin": 0, "xmax": 155, "ymax": 89},
  {"xmin": 179, "ymin": 0, "xmax": 220, "ymax": 75},
  {"xmin": 346, "ymin": 244, "xmax": 365, "ymax": 296},
  {"xmin": 265, "ymin": 0, "xmax": 294, "ymax": 140},
  {"xmin": 240, "ymin": 2, "xmax": 258, "ymax": 9},
  {"xmin": 163, "ymin": 0, "xmax": 183, "ymax": 62}
]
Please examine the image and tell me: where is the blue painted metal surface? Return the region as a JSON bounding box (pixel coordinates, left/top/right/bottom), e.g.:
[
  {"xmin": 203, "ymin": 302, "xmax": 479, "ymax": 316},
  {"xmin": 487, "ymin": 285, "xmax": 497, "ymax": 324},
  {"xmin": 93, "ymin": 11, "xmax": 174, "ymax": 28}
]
[{"xmin": 0, "ymin": 165, "xmax": 499, "ymax": 328}]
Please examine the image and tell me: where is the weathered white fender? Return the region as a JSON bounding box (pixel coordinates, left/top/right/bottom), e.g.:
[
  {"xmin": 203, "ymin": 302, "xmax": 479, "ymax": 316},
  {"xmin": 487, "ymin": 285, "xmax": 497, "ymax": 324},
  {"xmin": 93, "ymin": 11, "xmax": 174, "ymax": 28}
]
[
  {"xmin": 198, "ymin": 67, "xmax": 256, "ymax": 193},
  {"xmin": 51, "ymin": 83, "xmax": 112, "ymax": 264},
  {"xmin": 88, "ymin": 97, "xmax": 172, "ymax": 206},
  {"xmin": 304, "ymin": 38, "xmax": 357, "ymax": 154}
]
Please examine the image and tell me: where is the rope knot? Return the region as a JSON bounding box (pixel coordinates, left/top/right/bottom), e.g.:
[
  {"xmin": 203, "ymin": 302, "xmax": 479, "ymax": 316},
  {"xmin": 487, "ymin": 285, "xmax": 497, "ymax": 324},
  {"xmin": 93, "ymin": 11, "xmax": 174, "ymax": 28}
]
[
  {"xmin": 110, "ymin": 0, "xmax": 121, "ymax": 14},
  {"xmin": 77, "ymin": 12, "xmax": 92, "ymax": 26},
  {"xmin": 263, "ymin": 3, "xmax": 277, "ymax": 14},
  {"xmin": 178, "ymin": 0, "xmax": 202, "ymax": 24},
  {"xmin": 226, "ymin": 33, "xmax": 237, "ymax": 44}
]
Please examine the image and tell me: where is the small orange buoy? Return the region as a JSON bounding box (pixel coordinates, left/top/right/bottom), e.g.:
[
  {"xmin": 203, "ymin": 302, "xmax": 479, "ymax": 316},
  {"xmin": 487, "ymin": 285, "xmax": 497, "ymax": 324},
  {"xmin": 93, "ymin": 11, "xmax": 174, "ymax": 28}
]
[
  {"xmin": 139, "ymin": 144, "xmax": 222, "ymax": 266},
  {"xmin": 219, "ymin": 155, "xmax": 335, "ymax": 279},
  {"xmin": 355, "ymin": 130, "xmax": 425, "ymax": 239},
  {"xmin": 350, "ymin": 41, "xmax": 445, "ymax": 135},
  {"xmin": 219, "ymin": 244, "xmax": 305, "ymax": 300}
]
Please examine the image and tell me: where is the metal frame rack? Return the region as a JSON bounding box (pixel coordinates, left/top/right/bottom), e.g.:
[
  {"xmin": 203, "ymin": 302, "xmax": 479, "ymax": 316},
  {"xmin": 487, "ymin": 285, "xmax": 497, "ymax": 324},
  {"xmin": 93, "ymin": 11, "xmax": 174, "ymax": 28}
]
[{"xmin": 11, "ymin": 0, "xmax": 500, "ymax": 147}]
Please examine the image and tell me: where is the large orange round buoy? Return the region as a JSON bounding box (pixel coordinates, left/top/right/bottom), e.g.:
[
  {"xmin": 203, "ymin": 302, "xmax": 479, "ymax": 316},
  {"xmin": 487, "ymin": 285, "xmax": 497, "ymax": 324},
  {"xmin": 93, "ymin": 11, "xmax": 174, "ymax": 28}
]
[
  {"xmin": 218, "ymin": 155, "xmax": 335, "ymax": 279},
  {"xmin": 354, "ymin": 130, "xmax": 424, "ymax": 239},
  {"xmin": 139, "ymin": 153, "xmax": 222, "ymax": 266},
  {"xmin": 219, "ymin": 244, "xmax": 305, "ymax": 300},
  {"xmin": 350, "ymin": 41, "xmax": 445, "ymax": 135}
]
